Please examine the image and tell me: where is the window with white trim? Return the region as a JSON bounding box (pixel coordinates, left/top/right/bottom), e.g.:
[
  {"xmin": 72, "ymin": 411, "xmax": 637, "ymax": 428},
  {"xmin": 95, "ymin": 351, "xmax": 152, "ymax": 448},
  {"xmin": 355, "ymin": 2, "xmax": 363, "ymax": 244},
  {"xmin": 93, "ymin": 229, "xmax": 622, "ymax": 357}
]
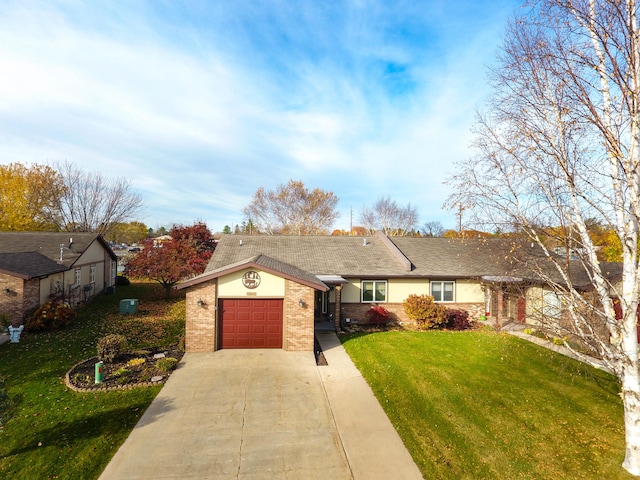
[
  {"xmin": 362, "ymin": 280, "xmax": 387, "ymax": 302},
  {"xmin": 90, "ymin": 265, "xmax": 96, "ymax": 284},
  {"xmin": 74, "ymin": 269, "xmax": 81, "ymax": 287},
  {"xmin": 543, "ymin": 290, "xmax": 562, "ymax": 318},
  {"xmin": 111, "ymin": 261, "xmax": 117, "ymax": 281},
  {"xmin": 431, "ymin": 281, "xmax": 455, "ymax": 302}
]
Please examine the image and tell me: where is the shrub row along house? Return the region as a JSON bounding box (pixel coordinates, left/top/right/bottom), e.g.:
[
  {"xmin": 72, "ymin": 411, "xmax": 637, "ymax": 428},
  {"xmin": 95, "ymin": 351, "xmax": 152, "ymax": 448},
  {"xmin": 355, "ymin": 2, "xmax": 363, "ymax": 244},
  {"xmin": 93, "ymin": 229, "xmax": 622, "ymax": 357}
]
[
  {"xmin": 0, "ymin": 232, "xmax": 117, "ymax": 324},
  {"xmin": 177, "ymin": 232, "xmax": 618, "ymax": 353}
]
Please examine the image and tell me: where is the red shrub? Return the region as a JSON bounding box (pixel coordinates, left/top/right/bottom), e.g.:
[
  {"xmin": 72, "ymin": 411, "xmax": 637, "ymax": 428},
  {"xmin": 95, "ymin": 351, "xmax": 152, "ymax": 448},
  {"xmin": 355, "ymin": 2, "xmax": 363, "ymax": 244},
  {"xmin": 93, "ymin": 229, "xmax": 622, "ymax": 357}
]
[
  {"xmin": 365, "ymin": 306, "xmax": 391, "ymax": 324},
  {"xmin": 445, "ymin": 309, "xmax": 472, "ymax": 331}
]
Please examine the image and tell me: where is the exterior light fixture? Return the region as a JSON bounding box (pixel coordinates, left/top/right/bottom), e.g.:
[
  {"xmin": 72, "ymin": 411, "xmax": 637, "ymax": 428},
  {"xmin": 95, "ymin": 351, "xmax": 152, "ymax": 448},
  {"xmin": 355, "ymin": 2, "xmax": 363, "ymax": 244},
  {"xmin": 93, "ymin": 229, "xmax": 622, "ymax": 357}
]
[
  {"xmin": 197, "ymin": 299, "xmax": 207, "ymax": 308},
  {"xmin": 298, "ymin": 299, "xmax": 306, "ymax": 308}
]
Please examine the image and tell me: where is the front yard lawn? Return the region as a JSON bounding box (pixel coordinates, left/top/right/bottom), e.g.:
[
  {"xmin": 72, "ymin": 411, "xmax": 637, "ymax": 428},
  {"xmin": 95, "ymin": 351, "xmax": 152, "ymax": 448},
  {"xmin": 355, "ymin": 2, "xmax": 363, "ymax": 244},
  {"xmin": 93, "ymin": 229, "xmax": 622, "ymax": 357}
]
[
  {"xmin": 341, "ymin": 329, "xmax": 634, "ymax": 480},
  {"xmin": 0, "ymin": 282, "xmax": 185, "ymax": 480}
]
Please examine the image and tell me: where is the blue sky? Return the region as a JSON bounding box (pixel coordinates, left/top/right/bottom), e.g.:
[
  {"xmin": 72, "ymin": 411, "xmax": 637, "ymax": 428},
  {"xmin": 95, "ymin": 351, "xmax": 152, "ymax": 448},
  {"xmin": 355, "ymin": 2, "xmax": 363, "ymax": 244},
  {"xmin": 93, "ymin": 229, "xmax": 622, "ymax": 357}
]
[{"xmin": 0, "ymin": 0, "xmax": 519, "ymax": 233}]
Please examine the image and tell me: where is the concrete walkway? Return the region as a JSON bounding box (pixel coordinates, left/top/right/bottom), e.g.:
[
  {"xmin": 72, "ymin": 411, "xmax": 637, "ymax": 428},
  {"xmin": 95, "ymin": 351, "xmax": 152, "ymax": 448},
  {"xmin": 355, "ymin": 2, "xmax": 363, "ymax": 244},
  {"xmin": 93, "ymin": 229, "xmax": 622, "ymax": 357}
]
[
  {"xmin": 499, "ymin": 321, "xmax": 613, "ymax": 374},
  {"xmin": 99, "ymin": 335, "xmax": 423, "ymax": 480},
  {"xmin": 315, "ymin": 331, "xmax": 423, "ymax": 480}
]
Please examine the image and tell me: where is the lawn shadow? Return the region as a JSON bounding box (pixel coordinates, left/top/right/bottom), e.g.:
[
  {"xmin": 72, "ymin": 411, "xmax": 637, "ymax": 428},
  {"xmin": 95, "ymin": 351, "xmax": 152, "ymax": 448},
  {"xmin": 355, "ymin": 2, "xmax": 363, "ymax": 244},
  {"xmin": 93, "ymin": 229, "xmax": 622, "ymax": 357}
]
[{"xmin": 1, "ymin": 397, "xmax": 174, "ymax": 458}]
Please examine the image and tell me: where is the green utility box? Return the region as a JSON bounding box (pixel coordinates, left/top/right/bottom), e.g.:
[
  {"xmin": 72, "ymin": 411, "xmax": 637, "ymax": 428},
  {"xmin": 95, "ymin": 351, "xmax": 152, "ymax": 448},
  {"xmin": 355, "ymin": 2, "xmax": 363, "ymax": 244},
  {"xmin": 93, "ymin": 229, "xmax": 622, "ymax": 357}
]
[{"xmin": 119, "ymin": 299, "xmax": 138, "ymax": 314}]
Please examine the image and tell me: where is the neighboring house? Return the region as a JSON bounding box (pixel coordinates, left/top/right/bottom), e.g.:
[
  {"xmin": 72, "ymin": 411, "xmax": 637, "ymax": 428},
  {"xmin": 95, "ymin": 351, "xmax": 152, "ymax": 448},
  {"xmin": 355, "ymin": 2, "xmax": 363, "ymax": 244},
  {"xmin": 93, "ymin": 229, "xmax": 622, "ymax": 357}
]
[
  {"xmin": 177, "ymin": 232, "xmax": 607, "ymax": 353},
  {"xmin": 152, "ymin": 235, "xmax": 172, "ymax": 247},
  {"xmin": 0, "ymin": 232, "xmax": 117, "ymax": 324}
]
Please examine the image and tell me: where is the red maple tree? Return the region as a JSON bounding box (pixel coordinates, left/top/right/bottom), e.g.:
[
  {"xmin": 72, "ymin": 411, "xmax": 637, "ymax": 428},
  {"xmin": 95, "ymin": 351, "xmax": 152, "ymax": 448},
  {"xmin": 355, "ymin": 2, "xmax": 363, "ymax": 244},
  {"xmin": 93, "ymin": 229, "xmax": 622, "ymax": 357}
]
[{"xmin": 125, "ymin": 223, "xmax": 215, "ymax": 297}]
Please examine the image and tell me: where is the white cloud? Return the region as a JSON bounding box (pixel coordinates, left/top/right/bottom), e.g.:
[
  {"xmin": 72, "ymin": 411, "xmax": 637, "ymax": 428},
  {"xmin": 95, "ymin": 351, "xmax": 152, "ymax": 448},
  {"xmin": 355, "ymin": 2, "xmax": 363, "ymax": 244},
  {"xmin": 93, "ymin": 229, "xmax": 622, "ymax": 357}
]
[{"xmin": 0, "ymin": 0, "xmax": 519, "ymax": 232}]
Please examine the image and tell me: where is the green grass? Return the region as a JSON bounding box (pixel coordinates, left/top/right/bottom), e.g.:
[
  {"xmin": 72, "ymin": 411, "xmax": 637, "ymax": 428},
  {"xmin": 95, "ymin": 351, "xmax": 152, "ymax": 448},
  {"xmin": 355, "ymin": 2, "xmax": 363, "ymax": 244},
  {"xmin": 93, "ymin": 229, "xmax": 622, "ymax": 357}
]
[
  {"xmin": 0, "ymin": 282, "xmax": 185, "ymax": 480},
  {"xmin": 341, "ymin": 329, "xmax": 634, "ymax": 480}
]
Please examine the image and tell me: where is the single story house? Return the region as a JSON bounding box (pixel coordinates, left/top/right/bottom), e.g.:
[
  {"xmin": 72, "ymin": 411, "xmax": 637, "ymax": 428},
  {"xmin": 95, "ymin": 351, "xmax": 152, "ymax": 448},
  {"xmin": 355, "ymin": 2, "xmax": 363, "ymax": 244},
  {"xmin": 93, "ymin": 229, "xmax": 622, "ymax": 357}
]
[
  {"xmin": 177, "ymin": 232, "xmax": 604, "ymax": 353},
  {"xmin": 0, "ymin": 232, "xmax": 117, "ymax": 324}
]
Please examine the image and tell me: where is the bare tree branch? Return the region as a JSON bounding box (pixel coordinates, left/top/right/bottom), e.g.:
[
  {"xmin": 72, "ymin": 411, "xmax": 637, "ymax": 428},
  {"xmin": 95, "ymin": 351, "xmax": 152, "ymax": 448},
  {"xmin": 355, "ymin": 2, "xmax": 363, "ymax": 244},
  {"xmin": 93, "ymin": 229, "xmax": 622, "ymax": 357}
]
[
  {"xmin": 46, "ymin": 161, "xmax": 144, "ymax": 236},
  {"xmin": 243, "ymin": 180, "xmax": 339, "ymax": 235},
  {"xmin": 446, "ymin": 1, "xmax": 640, "ymax": 473}
]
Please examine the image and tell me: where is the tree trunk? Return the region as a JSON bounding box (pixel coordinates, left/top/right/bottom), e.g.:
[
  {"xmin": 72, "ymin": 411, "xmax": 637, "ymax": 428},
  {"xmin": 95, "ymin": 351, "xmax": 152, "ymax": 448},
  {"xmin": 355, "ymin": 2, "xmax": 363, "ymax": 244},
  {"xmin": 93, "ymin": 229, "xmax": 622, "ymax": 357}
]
[{"xmin": 622, "ymin": 366, "xmax": 640, "ymax": 475}]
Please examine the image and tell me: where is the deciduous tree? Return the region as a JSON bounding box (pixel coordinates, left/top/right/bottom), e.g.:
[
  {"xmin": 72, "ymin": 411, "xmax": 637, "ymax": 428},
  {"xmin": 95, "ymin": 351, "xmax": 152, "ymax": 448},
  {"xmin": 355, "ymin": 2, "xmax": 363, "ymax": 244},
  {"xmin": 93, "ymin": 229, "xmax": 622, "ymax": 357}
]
[
  {"xmin": 169, "ymin": 222, "xmax": 216, "ymax": 254},
  {"xmin": 243, "ymin": 180, "xmax": 339, "ymax": 235},
  {"xmin": 0, "ymin": 163, "xmax": 64, "ymax": 231},
  {"xmin": 360, "ymin": 197, "xmax": 417, "ymax": 236},
  {"xmin": 46, "ymin": 161, "xmax": 143, "ymax": 236},
  {"xmin": 125, "ymin": 223, "xmax": 214, "ymax": 297},
  {"xmin": 447, "ymin": 0, "xmax": 640, "ymax": 473},
  {"xmin": 107, "ymin": 221, "xmax": 148, "ymax": 245},
  {"xmin": 421, "ymin": 221, "xmax": 445, "ymax": 237}
]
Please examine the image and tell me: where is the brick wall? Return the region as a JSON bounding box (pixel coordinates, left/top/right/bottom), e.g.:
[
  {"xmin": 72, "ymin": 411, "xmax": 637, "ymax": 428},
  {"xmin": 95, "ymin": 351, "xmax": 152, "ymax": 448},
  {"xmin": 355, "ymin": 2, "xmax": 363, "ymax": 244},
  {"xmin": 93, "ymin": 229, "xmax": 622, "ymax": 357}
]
[
  {"xmin": 0, "ymin": 274, "xmax": 41, "ymax": 325},
  {"xmin": 185, "ymin": 280, "xmax": 217, "ymax": 352},
  {"xmin": 0, "ymin": 273, "xmax": 24, "ymax": 324},
  {"xmin": 284, "ymin": 280, "xmax": 314, "ymax": 351},
  {"xmin": 23, "ymin": 279, "xmax": 40, "ymax": 317},
  {"xmin": 339, "ymin": 301, "xmax": 485, "ymax": 326}
]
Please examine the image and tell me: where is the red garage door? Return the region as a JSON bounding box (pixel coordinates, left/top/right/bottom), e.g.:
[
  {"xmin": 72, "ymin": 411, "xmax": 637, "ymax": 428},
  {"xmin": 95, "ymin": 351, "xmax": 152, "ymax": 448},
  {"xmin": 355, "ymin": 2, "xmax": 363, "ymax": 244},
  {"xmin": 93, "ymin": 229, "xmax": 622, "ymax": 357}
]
[{"xmin": 219, "ymin": 299, "xmax": 283, "ymax": 349}]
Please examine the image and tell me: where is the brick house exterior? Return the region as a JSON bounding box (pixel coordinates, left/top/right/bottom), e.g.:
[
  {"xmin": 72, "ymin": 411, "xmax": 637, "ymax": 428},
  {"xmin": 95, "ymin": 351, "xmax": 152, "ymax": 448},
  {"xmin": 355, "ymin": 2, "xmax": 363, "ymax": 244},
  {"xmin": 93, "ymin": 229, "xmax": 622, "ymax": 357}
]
[
  {"xmin": 178, "ymin": 255, "xmax": 325, "ymax": 352},
  {"xmin": 177, "ymin": 232, "xmax": 591, "ymax": 353},
  {"xmin": 0, "ymin": 233, "xmax": 117, "ymax": 325}
]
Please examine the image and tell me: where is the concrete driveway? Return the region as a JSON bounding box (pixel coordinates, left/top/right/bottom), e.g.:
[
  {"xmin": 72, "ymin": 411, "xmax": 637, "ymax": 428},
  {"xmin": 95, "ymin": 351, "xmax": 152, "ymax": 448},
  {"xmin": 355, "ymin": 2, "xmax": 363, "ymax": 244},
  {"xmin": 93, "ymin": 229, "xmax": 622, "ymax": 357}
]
[{"xmin": 99, "ymin": 333, "xmax": 423, "ymax": 480}]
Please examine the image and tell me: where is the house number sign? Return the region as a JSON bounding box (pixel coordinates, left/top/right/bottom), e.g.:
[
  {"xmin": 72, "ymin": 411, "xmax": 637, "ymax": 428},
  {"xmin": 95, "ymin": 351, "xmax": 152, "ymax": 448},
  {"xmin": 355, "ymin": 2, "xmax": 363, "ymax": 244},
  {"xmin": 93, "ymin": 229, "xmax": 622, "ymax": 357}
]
[{"xmin": 242, "ymin": 271, "xmax": 261, "ymax": 289}]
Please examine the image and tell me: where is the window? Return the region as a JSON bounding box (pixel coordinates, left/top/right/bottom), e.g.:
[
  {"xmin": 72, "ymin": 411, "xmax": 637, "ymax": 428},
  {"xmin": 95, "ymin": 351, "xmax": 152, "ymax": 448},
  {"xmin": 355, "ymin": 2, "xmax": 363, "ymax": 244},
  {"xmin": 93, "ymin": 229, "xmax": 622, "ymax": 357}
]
[
  {"xmin": 90, "ymin": 265, "xmax": 96, "ymax": 284},
  {"xmin": 74, "ymin": 269, "xmax": 81, "ymax": 287},
  {"xmin": 111, "ymin": 261, "xmax": 117, "ymax": 281},
  {"xmin": 321, "ymin": 291, "xmax": 329, "ymax": 314},
  {"xmin": 362, "ymin": 281, "xmax": 387, "ymax": 302},
  {"xmin": 431, "ymin": 281, "xmax": 455, "ymax": 302},
  {"xmin": 543, "ymin": 291, "xmax": 562, "ymax": 318}
]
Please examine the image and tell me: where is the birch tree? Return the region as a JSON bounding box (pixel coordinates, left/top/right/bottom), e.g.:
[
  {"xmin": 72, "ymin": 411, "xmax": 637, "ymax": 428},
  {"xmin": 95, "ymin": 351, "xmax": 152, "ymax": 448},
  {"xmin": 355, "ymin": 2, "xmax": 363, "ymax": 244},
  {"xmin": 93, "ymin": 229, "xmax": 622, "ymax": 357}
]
[
  {"xmin": 360, "ymin": 196, "xmax": 418, "ymax": 236},
  {"xmin": 243, "ymin": 180, "xmax": 339, "ymax": 235},
  {"xmin": 447, "ymin": 0, "xmax": 640, "ymax": 474}
]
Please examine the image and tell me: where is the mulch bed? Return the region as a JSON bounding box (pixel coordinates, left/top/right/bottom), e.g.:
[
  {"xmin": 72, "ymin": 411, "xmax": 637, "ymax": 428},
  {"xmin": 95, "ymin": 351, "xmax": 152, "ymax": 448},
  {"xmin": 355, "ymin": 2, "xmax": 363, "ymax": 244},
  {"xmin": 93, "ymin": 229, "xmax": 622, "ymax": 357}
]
[{"xmin": 66, "ymin": 346, "xmax": 184, "ymax": 392}]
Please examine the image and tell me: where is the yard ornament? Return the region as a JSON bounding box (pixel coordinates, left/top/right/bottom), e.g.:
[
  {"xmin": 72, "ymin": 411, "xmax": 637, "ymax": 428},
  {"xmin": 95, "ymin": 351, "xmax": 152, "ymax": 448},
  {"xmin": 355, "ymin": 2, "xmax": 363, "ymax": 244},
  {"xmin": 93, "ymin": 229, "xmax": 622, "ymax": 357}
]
[{"xmin": 9, "ymin": 324, "xmax": 23, "ymax": 343}]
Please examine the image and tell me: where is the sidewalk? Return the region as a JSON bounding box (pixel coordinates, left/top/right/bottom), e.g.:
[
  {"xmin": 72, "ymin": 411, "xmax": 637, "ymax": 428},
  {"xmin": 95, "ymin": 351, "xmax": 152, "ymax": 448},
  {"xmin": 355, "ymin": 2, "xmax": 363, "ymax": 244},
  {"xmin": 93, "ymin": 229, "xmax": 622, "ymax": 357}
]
[
  {"xmin": 499, "ymin": 321, "xmax": 613, "ymax": 374},
  {"xmin": 316, "ymin": 331, "xmax": 423, "ymax": 480}
]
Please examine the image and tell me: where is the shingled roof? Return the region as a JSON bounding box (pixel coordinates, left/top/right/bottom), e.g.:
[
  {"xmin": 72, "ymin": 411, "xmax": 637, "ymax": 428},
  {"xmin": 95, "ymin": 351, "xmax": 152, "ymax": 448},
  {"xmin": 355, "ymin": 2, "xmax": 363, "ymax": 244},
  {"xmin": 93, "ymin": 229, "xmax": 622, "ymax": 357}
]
[
  {"xmin": 199, "ymin": 233, "xmax": 612, "ymax": 288},
  {"xmin": 0, "ymin": 232, "xmax": 116, "ymax": 270},
  {"xmin": 207, "ymin": 233, "xmax": 414, "ymax": 278},
  {"xmin": 0, "ymin": 252, "xmax": 68, "ymax": 279},
  {"xmin": 207, "ymin": 233, "xmax": 532, "ymax": 279}
]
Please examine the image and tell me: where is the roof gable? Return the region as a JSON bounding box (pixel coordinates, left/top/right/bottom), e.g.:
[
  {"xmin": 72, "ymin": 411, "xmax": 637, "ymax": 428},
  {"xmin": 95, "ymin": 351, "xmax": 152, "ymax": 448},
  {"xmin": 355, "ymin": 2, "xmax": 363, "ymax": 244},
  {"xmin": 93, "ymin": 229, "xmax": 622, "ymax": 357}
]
[{"xmin": 177, "ymin": 254, "xmax": 329, "ymax": 291}]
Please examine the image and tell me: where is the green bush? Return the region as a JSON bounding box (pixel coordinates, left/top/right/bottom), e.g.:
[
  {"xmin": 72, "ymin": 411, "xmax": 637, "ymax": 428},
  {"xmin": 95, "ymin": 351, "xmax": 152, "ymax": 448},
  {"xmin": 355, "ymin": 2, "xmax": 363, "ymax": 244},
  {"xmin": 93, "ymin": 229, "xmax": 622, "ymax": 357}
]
[
  {"xmin": 24, "ymin": 301, "xmax": 75, "ymax": 332},
  {"xmin": 97, "ymin": 334, "xmax": 128, "ymax": 363},
  {"xmin": 402, "ymin": 294, "xmax": 447, "ymax": 329},
  {"xmin": 156, "ymin": 357, "xmax": 178, "ymax": 372}
]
